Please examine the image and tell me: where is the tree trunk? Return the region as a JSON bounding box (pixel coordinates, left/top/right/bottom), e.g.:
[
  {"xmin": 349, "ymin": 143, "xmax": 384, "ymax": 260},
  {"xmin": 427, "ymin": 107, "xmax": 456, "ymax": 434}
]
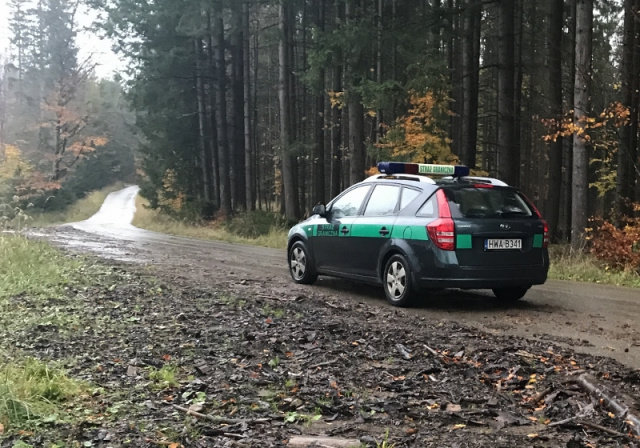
[
  {"xmin": 214, "ymin": 0, "xmax": 232, "ymax": 217},
  {"xmin": 346, "ymin": 0, "xmax": 365, "ymax": 185},
  {"xmin": 313, "ymin": 0, "xmax": 326, "ymax": 204},
  {"xmin": 194, "ymin": 38, "xmax": 213, "ymax": 209},
  {"xmin": 231, "ymin": 1, "xmax": 246, "ymax": 210},
  {"xmin": 617, "ymin": 0, "xmax": 637, "ymax": 221},
  {"xmin": 497, "ymin": 0, "xmax": 516, "ymax": 185},
  {"xmin": 571, "ymin": 0, "xmax": 593, "ymax": 252},
  {"xmin": 243, "ymin": 1, "xmax": 254, "ymax": 211},
  {"xmin": 461, "ymin": 0, "xmax": 481, "ymax": 168},
  {"xmin": 279, "ymin": 0, "xmax": 300, "ymax": 221},
  {"xmin": 546, "ymin": 0, "xmax": 564, "ymax": 241},
  {"xmin": 207, "ymin": 17, "xmax": 221, "ymax": 210}
]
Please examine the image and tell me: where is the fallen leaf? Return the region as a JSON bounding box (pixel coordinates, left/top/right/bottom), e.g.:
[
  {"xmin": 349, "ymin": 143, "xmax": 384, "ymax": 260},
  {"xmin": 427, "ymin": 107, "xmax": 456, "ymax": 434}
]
[
  {"xmin": 405, "ymin": 428, "xmax": 418, "ymax": 435},
  {"xmin": 163, "ymin": 354, "xmax": 172, "ymax": 361},
  {"xmin": 453, "ymin": 424, "xmax": 466, "ymax": 429},
  {"xmin": 527, "ymin": 434, "xmax": 539, "ymax": 438},
  {"xmin": 0, "ymin": 423, "xmax": 3, "ymax": 434}
]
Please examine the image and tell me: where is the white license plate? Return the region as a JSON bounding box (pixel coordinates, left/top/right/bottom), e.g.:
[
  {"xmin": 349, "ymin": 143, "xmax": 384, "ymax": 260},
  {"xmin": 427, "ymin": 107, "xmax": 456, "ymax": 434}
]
[{"xmin": 485, "ymin": 238, "xmax": 522, "ymax": 250}]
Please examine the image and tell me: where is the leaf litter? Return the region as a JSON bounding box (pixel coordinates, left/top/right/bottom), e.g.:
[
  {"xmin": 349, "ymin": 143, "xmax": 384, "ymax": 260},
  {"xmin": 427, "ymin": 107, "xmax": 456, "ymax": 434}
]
[{"xmin": 1, "ymin": 258, "xmax": 639, "ymax": 448}]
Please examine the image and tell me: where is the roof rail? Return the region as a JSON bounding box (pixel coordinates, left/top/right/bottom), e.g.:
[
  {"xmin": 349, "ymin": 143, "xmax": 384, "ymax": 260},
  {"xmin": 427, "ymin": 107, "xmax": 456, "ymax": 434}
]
[
  {"xmin": 441, "ymin": 176, "xmax": 508, "ymax": 186},
  {"xmin": 363, "ymin": 174, "xmax": 436, "ymax": 184}
]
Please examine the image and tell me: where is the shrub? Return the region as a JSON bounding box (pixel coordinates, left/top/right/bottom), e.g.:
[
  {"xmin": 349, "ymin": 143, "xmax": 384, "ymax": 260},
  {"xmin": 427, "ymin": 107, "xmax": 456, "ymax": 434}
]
[
  {"xmin": 586, "ymin": 210, "xmax": 640, "ymax": 273},
  {"xmin": 224, "ymin": 210, "xmax": 287, "ymax": 238}
]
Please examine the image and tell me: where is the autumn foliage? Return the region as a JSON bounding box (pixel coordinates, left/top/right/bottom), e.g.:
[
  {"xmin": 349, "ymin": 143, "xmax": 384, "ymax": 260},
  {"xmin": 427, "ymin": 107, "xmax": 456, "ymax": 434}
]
[
  {"xmin": 586, "ymin": 208, "xmax": 640, "ymax": 273},
  {"xmin": 375, "ymin": 91, "xmax": 455, "ymax": 165}
]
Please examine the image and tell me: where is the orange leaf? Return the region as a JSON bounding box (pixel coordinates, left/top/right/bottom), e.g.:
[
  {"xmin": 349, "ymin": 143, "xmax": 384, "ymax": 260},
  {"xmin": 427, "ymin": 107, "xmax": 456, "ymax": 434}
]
[{"xmin": 163, "ymin": 354, "xmax": 172, "ymax": 361}]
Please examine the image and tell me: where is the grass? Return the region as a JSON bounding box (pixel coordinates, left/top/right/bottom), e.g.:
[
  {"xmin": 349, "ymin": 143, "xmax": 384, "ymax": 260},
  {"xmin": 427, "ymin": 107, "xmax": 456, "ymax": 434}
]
[
  {"xmin": 147, "ymin": 365, "xmax": 180, "ymax": 389},
  {"xmin": 0, "ymin": 235, "xmax": 84, "ymax": 300},
  {"xmin": 0, "ymin": 236, "xmax": 97, "ymax": 434},
  {"xmin": 548, "ymin": 244, "xmax": 640, "ymax": 288},
  {"xmin": 132, "ymin": 195, "xmax": 288, "ymax": 249},
  {"xmin": 0, "ymin": 356, "xmax": 86, "ymax": 430},
  {"xmin": 30, "ymin": 182, "xmax": 128, "ymax": 226}
]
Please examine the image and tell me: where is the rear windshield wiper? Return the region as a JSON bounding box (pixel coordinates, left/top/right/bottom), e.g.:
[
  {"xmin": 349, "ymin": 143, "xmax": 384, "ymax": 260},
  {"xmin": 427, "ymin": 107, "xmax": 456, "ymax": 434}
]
[{"xmin": 493, "ymin": 209, "xmax": 530, "ymax": 217}]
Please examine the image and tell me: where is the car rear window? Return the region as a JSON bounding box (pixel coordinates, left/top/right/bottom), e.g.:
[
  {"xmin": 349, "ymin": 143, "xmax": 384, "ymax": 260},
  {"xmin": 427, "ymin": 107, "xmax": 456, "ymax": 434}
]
[{"xmin": 442, "ymin": 187, "xmax": 534, "ymax": 219}]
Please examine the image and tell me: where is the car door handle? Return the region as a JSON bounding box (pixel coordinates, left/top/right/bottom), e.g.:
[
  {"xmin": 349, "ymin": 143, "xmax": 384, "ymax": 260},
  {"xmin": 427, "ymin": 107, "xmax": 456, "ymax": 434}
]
[
  {"xmin": 379, "ymin": 227, "xmax": 390, "ymax": 236},
  {"xmin": 340, "ymin": 226, "xmax": 349, "ymax": 235}
]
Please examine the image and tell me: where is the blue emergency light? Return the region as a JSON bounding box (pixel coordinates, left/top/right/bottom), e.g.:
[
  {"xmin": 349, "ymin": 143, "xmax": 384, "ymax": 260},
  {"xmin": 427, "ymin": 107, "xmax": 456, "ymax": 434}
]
[{"xmin": 377, "ymin": 162, "xmax": 470, "ymax": 177}]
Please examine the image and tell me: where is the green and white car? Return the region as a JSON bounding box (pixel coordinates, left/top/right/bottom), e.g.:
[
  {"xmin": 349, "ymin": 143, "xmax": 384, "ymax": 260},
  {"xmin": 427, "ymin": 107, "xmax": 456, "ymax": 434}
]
[{"xmin": 287, "ymin": 162, "xmax": 550, "ymax": 307}]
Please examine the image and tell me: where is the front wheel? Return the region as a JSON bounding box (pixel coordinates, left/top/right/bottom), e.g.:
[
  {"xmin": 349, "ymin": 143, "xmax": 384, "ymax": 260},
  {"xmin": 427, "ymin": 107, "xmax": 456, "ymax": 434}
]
[
  {"xmin": 383, "ymin": 254, "xmax": 416, "ymax": 307},
  {"xmin": 492, "ymin": 286, "xmax": 530, "ymax": 301},
  {"xmin": 288, "ymin": 241, "xmax": 317, "ymax": 284}
]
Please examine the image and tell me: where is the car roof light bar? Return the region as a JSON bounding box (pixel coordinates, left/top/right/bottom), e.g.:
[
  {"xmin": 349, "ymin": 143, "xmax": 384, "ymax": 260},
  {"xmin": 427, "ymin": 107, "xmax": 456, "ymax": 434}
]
[{"xmin": 377, "ymin": 161, "xmax": 470, "ymax": 177}]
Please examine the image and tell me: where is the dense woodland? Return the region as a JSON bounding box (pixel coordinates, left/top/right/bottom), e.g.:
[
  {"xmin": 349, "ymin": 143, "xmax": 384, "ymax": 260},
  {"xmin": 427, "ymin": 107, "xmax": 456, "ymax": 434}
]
[{"xmin": 1, "ymin": 0, "xmax": 639, "ymax": 254}]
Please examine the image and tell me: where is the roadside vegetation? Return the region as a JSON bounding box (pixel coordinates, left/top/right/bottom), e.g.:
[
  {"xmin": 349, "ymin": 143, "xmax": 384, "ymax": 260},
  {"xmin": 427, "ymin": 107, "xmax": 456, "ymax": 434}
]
[
  {"xmin": 132, "ymin": 196, "xmax": 288, "ymax": 249},
  {"xmin": 549, "ymin": 245, "xmax": 640, "ymax": 288},
  {"xmin": 0, "ymin": 235, "xmax": 90, "ymax": 434}
]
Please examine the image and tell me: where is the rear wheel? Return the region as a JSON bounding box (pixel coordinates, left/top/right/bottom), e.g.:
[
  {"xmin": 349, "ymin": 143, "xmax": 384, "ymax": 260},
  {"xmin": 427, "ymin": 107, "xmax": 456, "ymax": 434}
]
[
  {"xmin": 288, "ymin": 241, "xmax": 317, "ymax": 284},
  {"xmin": 383, "ymin": 254, "xmax": 416, "ymax": 307},
  {"xmin": 492, "ymin": 286, "xmax": 530, "ymax": 301}
]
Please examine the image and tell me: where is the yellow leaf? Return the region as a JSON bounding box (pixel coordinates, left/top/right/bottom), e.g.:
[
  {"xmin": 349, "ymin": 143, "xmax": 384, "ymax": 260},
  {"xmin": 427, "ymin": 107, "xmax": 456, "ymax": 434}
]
[
  {"xmin": 453, "ymin": 424, "xmax": 466, "ymax": 429},
  {"xmin": 527, "ymin": 434, "xmax": 539, "ymax": 438}
]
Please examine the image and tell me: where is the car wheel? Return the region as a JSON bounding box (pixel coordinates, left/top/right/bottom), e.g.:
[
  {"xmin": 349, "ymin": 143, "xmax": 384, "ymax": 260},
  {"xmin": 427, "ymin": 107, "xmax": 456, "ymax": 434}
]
[
  {"xmin": 383, "ymin": 254, "xmax": 416, "ymax": 307},
  {"xmin": 492, "ymin": 286, "xmax": 530, "ymax": 301},
  {"xmin": 289, "ymin": 241, "xmax": 317, "ymax": 284}
]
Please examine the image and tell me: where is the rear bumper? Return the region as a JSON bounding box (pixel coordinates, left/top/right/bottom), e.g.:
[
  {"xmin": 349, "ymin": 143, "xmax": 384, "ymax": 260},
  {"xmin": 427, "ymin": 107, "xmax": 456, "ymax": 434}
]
[{"xmin": 414, "ymin": 265, "xmax": 548, "ymax": 290}]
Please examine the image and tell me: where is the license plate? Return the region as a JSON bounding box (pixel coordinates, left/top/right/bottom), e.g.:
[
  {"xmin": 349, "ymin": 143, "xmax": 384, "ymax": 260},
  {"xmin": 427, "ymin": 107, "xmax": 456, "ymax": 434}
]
[{"xmin": 485, "ymin": 238, "xmax": 522, "ymax": 250}]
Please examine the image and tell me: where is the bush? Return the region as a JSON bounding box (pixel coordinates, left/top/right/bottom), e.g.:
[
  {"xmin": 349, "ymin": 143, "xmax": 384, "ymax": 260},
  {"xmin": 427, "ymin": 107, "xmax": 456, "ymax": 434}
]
[
  {"xmin": 224, "ymin": 210, "xmax": 287, "ymax": 238},
  {"xmin": 586, "ymin": 211, "xmax": 640, "ymax": 273}
]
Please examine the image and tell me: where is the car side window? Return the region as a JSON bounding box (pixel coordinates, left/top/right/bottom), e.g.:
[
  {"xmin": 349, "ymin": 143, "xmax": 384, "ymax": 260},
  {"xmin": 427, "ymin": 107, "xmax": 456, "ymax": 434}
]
[
  {"xmin": 416, "ymin": 194, "xmax": 437, "ymax": 217},
  {"xmin": 364, "ymin": 185, "xmax": 401, "ymax": 216},
  {"xmin": 400, "ymin": 187, "xmax": 421, "ymax": 210},
  {"xmin": 330, "ymin": 185, "xmax": 371, "ymax": 218}
]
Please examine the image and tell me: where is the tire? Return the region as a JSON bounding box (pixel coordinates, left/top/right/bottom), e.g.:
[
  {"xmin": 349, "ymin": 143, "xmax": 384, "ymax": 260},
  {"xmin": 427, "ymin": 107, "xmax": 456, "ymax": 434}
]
[
  {"xmin": 383, "ymin": 254, "xmax": 416, "ymax": 307},
  {"xmin": 288, "ymin": 241, "xmax": 317, "ymax": 285},
  {"xmin": 492, "ymin": 286, "xmax": 530, "ymax": 301}
]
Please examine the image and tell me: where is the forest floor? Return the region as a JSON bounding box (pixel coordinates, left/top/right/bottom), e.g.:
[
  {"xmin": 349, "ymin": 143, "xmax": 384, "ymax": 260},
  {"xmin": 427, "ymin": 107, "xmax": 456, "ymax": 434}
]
[{"xmin": 2, "ymin": 241, "xmax": 640, "ymax": 448}]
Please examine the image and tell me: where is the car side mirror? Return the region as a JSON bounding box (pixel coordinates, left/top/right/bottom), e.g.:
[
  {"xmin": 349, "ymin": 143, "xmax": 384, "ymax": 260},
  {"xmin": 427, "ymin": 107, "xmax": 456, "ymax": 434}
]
[{"xmin": 312, "ymin": 204, "xmax": 326, "ymax": 217}]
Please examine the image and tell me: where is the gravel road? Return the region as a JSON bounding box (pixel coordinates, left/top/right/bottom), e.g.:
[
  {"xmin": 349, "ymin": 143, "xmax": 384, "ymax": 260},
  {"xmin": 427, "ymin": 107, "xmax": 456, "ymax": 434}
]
[{"xmin": 38, "ymin": 186, "xmax": 640, "ymax": 370}]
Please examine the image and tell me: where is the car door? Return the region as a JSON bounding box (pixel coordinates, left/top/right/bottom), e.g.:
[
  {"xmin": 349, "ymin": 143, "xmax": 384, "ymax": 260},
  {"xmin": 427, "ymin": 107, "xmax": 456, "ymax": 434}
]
[
  {"xmin": 349, "ymin": 184, "xmax": 403, "ymax": 278},
  {"xmin": 312, "ymin": 184, "xmax": 372, "ymax": 273}
]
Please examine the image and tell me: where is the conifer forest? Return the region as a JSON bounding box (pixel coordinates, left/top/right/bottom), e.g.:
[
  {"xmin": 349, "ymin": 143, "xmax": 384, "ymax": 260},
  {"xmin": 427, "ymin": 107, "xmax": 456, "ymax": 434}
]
[{"xmin": 1, "ymin": 0, "xmax": 639, "ymax": 252}]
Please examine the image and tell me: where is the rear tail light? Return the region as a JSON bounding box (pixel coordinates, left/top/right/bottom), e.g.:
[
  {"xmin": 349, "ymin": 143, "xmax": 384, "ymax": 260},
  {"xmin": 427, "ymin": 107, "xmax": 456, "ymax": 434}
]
[
  {"xmin": 427, "ymin": 190, "xmax": 455, "ymax": 251},
  {"xmin": 523, "ymin": 194, "xmax": 549, "ymax": 249}
]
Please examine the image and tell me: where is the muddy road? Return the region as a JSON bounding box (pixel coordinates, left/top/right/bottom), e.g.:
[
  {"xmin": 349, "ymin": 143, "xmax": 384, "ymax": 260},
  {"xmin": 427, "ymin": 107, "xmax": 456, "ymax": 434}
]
[{"xmin": 37, "ymin": 186, "xmax": 640, "ymax": 370}]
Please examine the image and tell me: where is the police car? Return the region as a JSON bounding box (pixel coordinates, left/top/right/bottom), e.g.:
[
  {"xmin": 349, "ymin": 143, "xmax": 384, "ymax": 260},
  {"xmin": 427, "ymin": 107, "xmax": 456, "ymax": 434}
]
[{"xmin": 287, "ymin": 162, "xmax": 549, "ymax": 307}]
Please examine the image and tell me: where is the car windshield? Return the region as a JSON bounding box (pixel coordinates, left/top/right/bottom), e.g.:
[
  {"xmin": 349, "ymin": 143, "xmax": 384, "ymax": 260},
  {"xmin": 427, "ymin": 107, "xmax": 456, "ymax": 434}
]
[{"xmin": 443, "ymin": 187, "xmax": 534, "ymax": 219}]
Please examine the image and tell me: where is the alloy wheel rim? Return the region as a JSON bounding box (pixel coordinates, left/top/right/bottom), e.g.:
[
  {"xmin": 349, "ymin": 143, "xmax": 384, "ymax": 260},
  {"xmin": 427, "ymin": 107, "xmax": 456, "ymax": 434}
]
[
  {"xmin": 290, "ymin": 247, "xmax": 306, "ymax": 280},
  {"xmin": 386, "ymin": 261, "xmax": 406, "ymax": 299}
]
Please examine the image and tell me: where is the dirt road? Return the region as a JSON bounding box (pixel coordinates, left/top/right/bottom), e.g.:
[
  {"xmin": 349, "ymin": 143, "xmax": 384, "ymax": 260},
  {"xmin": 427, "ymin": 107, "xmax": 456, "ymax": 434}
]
[{"xmin": 38, "ymin": 186, "xmax": 640, "ymax": 370}]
